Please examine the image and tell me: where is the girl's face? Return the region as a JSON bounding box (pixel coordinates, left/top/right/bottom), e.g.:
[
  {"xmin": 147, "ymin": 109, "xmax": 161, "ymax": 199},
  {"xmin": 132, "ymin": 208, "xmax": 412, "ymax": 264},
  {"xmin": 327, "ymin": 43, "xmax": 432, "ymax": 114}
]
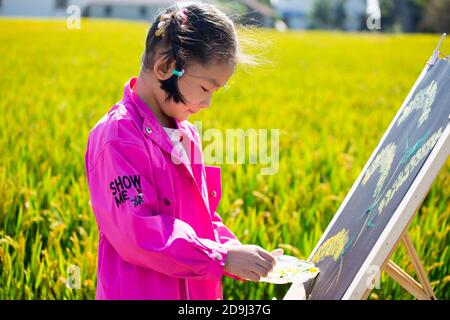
[{"xmin": 158, "ymin": 60, "xmax": 236, "ymax": 121}]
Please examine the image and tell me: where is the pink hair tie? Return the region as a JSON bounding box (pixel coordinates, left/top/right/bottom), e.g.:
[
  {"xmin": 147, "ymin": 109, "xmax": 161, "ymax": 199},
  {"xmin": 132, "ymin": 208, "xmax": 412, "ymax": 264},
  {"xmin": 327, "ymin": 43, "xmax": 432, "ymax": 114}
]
[{"xmin": 180, "ymin": 8, "xmax": 188, "ymax": 23}]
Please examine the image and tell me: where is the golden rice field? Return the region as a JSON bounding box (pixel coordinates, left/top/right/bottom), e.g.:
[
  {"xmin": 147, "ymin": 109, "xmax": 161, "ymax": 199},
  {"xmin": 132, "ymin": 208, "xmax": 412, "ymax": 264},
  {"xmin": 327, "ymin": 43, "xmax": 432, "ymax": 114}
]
[{"xmin": 0, "ymin": 18, "xmax": 448, "ymax": 300}]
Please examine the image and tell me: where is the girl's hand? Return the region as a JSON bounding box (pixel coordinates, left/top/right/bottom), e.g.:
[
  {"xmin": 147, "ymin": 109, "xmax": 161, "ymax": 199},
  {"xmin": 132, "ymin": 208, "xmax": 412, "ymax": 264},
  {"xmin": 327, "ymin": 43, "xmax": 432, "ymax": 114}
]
[{"xmin": 224, "ymin": 245, "xmax": 283, "ymax": 282}]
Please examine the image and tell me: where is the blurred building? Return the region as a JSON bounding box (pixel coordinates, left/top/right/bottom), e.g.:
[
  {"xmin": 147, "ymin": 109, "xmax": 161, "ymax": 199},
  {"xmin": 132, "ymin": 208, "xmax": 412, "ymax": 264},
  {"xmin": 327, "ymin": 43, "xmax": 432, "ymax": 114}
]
[
  {"xmin": 239, "ymin": 0, "xmax": 276, "ymax": 27},
  {"xmin": 0, "ymin": 0, "xmax": 274, "ymax": 26},
  {"xmin": 271, "ymin": 0, "xmax": 367, "ymax": 31},
  {"xmin": 81, "ymin": 0, "xmax": 174, "ymax": 21},
  {"xmin": 0, "ymin": 0, "xmax": 75, "ymax": 17},
  {"xmin": 270, "ymin": 0, "xmax": 313, "ymax": 29},
  {"xmin": 0, "ymin": 0, "xmax": 175, "ymax": 19}
]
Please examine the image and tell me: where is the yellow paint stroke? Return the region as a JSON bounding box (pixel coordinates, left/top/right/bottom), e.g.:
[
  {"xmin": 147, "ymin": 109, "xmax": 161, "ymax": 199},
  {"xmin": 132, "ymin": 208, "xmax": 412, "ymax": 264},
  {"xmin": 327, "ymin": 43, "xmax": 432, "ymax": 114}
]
[
  {"xmin": 396, "ymin": 80, "xmax": 437, "ymax": 127},
  {"xmin": 362, "ymin": 142, "xmax": 396, "ymax": 199},
  {"xmin": 311, "ymin": 229, "xmax": 349, "ymax": 264}
]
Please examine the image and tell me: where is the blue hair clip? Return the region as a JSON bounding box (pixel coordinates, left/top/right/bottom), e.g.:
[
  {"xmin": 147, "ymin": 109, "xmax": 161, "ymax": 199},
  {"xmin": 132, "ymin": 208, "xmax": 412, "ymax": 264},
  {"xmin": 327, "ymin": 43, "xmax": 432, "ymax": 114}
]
[{"xmin": 172, "ymin": 69, "xmax": 184, "ymax": 77}]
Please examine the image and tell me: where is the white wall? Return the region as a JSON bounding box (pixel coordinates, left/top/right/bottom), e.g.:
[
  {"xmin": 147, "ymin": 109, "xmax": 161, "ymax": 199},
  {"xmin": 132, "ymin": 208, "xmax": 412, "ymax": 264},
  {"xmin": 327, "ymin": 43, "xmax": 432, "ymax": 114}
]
[
  {"xmin": 0, "ymin": 0, "xmax": 85, "ymax": 17},
  {"xmin": 87, "ymin": 5, "xmax": 161, "ymax": 21},
  {"xmin": 0, "ymin": 0, "xmax": 164, "ymax": 21},
  {"xmin": 3, "ymin": 0, "xmax": 57, "ymax": 16}
]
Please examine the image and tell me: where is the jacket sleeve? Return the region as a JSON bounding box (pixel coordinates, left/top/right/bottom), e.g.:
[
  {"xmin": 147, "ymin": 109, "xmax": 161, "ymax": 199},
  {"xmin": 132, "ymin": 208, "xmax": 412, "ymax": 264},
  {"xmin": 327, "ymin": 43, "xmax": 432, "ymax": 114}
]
[
  {"xmin": 211, "ymin": 211, "xmax": 242, "ymax": 248},
  {"xmin": 86, "ymin": 139, "xmax": 228, "ymax": 281}
]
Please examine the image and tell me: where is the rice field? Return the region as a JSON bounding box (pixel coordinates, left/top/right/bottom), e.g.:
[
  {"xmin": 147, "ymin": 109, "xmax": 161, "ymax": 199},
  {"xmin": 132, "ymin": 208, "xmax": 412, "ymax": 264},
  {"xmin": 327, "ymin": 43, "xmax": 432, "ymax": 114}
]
[{"xmin": 0, "ymin": 18, "xmax": 448, "ymax": 300}]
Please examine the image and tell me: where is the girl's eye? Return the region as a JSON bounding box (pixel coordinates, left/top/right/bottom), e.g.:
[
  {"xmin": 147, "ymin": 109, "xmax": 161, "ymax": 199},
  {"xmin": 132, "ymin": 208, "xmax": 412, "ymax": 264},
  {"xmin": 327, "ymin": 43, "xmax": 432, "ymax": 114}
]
[{"xmin": 201, "ymin": 86, "xmax": 209, "ymax": 93}]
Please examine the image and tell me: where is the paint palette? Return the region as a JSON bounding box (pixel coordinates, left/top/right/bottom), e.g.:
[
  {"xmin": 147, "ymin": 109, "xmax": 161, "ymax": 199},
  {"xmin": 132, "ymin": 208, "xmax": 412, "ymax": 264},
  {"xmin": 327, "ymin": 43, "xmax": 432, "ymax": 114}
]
[{"xmin": 259, "ymin": 255, "xmax": 320, "ymax": 284}]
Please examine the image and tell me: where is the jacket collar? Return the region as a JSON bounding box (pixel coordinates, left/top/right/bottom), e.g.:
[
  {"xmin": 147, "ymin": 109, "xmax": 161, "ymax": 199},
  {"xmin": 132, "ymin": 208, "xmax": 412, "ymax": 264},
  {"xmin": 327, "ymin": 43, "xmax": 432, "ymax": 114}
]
[{"xmin": 123, "ymin": 77, "xmax": 195, "ymax": 151}]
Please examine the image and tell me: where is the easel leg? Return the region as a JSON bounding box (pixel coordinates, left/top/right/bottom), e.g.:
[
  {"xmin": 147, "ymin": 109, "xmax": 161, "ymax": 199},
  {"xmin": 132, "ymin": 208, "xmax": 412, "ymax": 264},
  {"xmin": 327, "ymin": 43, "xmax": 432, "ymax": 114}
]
[
  {"xmin": 379, "ymin": 232, "xmax": 437, "ymax": 300},
  {"xmin": 384, "ymin": 260, "xmax": 430, "ymax": 300},
  {"xmin": 401, "ymin": 233, "xmax": 437, "ymax": 299}
]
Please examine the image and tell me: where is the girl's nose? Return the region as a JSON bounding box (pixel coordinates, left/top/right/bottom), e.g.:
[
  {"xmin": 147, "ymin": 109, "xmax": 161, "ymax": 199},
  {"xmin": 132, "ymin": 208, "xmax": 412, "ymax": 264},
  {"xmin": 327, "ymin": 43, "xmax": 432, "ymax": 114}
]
[{"xmin": 200, "ymin": 96, "xmax": 212, "ymax": 109}]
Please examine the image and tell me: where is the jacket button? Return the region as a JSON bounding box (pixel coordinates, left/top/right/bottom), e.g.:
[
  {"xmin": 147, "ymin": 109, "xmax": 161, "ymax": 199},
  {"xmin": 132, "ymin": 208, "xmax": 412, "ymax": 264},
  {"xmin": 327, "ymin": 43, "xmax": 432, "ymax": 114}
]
[
  {"xmin": 210, "ymin": 190, "xmax": 217, "ymax": 198},
  {"xmin": 190, "ymin": 177, "xmax": 195, "ymax": 185},
  {"xmin": 145, "ymin": 127, "xmax": 152, "ymax": 134},
  {"xmin": 164, "ymin": 198, "xmax": 171, "ymax": 206},
  {"xmin": 213, "ymin": 251, "xmax": 222, "ymax": 261}
]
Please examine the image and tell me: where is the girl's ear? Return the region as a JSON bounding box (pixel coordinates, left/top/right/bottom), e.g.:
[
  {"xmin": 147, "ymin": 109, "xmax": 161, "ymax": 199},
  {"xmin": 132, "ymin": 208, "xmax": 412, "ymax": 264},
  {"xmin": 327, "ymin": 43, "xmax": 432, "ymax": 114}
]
[{"xmin": 153, "ymin": 55, "xmax": 177, "ymax": 81}]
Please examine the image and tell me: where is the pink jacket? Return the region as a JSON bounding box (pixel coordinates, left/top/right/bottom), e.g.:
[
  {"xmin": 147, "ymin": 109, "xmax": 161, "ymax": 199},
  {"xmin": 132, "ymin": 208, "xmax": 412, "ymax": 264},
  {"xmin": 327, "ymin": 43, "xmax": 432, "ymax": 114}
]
[{"xmin": 84, "ymin": 77, "xmax": 243, "ymax": 300}]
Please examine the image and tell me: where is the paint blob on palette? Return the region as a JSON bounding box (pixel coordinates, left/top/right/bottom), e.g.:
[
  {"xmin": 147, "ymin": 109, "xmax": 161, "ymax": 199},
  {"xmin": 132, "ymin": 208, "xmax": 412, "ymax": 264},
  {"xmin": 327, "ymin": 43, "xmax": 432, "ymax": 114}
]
[{"xmin": 259, "ymin": 255, "xmax": 320, "ymax": 284}]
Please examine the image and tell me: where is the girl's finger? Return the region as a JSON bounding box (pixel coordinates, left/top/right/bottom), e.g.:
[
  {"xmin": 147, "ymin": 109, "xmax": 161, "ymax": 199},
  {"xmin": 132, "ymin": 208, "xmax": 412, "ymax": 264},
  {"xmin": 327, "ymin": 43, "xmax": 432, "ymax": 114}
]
[
  {"xmin": 257, "ymin": 249, "xmax": 276, "ymax": 265},
  {"xmin": 253, "ymin": 262, "xmax": 270, "ymax": 277},
  {"xmin": 248, "ymin": 271, "xmax": 261, "ymax": 282},
  {"xmin": 242, "ymin": 270, "xmax": 260, "ymax": 282},
  {"xmin": 256, "ymin": 259, "xmax": 273, "ymax": 272},
  {"xmin": 271, "ymin": 248, "xmax": 284, "ymax": 256}
]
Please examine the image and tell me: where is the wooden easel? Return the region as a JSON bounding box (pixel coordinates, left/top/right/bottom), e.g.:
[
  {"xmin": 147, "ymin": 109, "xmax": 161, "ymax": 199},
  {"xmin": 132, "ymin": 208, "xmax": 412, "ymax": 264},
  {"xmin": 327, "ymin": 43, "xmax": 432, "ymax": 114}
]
[
  {"xmin": 360, "ymin": 34, "xmax": 448, "ymax": 302},
  {"xmin": 286, "ymin": 229, "xmax": 438, "ymax": 301},
  {"xmin": 361, "ymin": 225, "xmax": 438, "ymax": 300},
  {"xmin": 383, "ymin": 232, "xmax": 436, "ymax": 300},
  {"xmin": 284, "ymin": 34, "xmax": 448, "ymax": 301}
]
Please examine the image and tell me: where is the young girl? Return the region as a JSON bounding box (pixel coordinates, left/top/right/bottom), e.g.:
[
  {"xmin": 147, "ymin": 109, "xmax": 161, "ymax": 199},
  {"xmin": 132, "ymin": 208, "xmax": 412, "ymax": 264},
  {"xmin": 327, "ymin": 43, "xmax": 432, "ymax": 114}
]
[{"xmin": 85, "ymin": 1, "xmax": 282, "ymax": 300}]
